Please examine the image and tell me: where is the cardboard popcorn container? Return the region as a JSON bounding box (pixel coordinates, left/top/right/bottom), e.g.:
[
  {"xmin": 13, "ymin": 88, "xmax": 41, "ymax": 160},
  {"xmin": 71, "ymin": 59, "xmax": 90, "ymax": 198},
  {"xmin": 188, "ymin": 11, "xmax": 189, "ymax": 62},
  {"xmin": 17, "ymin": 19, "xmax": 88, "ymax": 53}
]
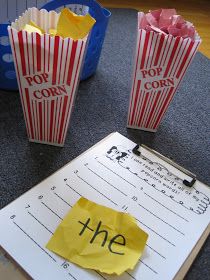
[
  {"xmin": 127, "ymin": 11, "xmax": 201, "ymax": 132},
  {"xmin": 8, "ymin": 7, "xmax": 89, "ymax": 146}
]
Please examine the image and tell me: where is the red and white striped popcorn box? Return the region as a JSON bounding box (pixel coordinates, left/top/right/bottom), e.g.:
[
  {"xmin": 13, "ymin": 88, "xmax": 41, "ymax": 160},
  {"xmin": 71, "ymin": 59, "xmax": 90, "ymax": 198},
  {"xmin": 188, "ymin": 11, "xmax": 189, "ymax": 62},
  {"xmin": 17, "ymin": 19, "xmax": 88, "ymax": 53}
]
[
  {"xmin": 8, "ymin": 7, "xmax": 88, "ymax": 146},
  {"xmin": 127, "ymin": 12, "xmax": 201, "ymax": 132}
]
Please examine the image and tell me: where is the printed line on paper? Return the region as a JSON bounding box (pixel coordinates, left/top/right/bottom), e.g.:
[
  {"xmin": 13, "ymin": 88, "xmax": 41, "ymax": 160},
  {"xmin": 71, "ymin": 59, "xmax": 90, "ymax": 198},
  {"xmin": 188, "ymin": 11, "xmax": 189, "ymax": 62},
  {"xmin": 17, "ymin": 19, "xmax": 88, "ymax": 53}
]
[
  {"xmin": 136, "ymin": 218, "xmax": 176, "ymax": 247},
  {"xmin": 84, "ymin": 163, "xmax": 128, "ymax": 197},
  {"xmin": 94, "ymin": 271, "xmax": 108, "ymax": 280},
  {"xmin": 144, "ymin": 192, "xmax": 189, "ymax": 222},
  {"xmin": 13, "ymin": 221, "xmax": 56, "ymax": 262},
  {"xmin": 138, "ymin": 203, "xmax": 185, "ymax": 235},
  {"xmin": 139, "ymin": 259, "xmax": 158, "ymax": 274},
  {"xmin": 54, "ymin": 192, "xmax": 72, "ymax": 208},
  {"xmin": 28, "ymin": 211, "xmax": 53, "ymax": 235},
  {"xmin": 95, "ymin": 158, "xmax": 137, "ymax": 189},
  {"xmin": 126, "ymin": 271, "xmax": 137, "ymax": 280},
  {"xmin": 146, "ymin": 244, "xmax": 166, "ymax": 259},
  {"xmin": 75, "ymin": 171, "xmax": 118, "ymax": 206},
  {"xmin": 68, "ymin": 272, "xmax": 78, "ymax": 280},
  {"xmin": 41, "ymin": 201, "xmax": 63, "ymax": 220},
  {"xmin": 66, "ymin": 183, "xmax": 82, "ymax": 197}
]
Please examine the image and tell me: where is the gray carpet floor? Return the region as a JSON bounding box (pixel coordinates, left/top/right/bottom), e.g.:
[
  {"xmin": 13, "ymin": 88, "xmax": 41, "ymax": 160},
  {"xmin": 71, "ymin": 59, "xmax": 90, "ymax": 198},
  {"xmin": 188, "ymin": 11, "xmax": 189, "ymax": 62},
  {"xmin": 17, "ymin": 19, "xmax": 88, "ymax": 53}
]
[{"xmin": 0, "ymin": 8, "xmax": 209, "ymax": 280}]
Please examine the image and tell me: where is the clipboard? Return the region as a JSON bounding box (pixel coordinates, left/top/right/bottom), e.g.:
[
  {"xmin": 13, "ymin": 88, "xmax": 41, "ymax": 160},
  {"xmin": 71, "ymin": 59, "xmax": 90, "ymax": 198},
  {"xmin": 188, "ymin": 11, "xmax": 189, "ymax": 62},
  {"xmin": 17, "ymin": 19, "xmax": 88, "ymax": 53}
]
[
  {"xmin": 132, "ymin": 144, "xmax": 196, "ymax": 187},
  {"xmin": 0, "ymin": 132, "xmax": 209, "ymax": 280}
]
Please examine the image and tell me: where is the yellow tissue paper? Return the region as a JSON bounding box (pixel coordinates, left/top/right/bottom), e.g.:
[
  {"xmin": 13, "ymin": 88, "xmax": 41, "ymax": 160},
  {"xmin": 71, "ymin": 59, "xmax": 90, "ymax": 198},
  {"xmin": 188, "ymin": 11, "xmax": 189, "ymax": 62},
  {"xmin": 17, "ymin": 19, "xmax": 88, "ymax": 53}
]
[
  {"xmin": 22, "ymin": 21, "xmax": 44, "ymax": 35},
  {"xmin": 28, "ymin": 20, "xmax": 45, "ymax": 33},
  {"xmin": 46, "ymin": 197, "xmax": 148, "ymax": 275},
  {"xmin": 49, "ymin": 28, "xmax": 57, "ymax": 36},
  {"xmin": 56, "ymin": 8, "xmax": 96, "ymax": 39},
  {"xmin": 22, "ymin": 9, "xmax": 95, "ymax": 39}
]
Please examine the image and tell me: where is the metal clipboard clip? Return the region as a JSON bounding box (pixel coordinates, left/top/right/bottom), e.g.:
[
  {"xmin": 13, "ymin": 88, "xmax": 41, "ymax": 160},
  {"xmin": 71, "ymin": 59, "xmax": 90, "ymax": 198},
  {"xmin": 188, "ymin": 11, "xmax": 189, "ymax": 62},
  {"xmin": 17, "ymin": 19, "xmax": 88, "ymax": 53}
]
[{"xmin": 132, "ymin": 144, "xmax": 196, "ymax": 187}]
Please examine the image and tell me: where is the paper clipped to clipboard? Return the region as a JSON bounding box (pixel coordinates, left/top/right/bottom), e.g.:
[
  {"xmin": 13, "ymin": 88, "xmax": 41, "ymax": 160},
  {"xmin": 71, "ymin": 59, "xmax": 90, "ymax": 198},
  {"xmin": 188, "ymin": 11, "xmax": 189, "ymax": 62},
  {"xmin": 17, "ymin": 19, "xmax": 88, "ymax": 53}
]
[
  {"xmin": 0, "ymin": 132, "xmax": 209, "ymax": 280},
  {"xmin": 132, "ymin": 144, "xmax": 196, "ymax": 187}
]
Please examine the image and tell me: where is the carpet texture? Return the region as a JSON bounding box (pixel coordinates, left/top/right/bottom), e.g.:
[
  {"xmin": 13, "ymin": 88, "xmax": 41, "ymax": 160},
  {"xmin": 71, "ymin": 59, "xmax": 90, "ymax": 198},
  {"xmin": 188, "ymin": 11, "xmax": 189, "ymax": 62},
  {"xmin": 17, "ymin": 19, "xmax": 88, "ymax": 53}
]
[{"xmin": 0, "ymin": 8, "xmax": 209, "ymax": 280}]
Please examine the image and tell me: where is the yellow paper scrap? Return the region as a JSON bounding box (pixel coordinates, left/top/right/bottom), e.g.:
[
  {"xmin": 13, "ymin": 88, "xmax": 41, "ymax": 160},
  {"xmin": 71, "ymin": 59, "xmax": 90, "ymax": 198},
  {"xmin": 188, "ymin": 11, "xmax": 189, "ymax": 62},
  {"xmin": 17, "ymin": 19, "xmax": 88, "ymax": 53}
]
[
  {"xmin": 49, "ymin": 28, "xmax": 57, "ymax": 36},
  {"xmin": 46, "ymin": 197, "xmax": 148, "ymax": 275},
  {"xmin": 55, "ymin": 8, "xmax": 96, "ymax": 39},
  {"xmin": 28, "ymin": 20, "xmax": 45, "ymax": 33},
  {"xmin": 22, "ymin": 21, "xmax": 44, "ymax": 35}
]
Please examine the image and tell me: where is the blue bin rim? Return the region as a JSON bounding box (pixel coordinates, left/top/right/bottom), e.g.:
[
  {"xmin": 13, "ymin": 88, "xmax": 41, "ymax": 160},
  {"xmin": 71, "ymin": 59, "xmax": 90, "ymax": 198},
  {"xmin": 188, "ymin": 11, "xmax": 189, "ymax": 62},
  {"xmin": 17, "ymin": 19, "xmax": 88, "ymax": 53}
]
[{"xmin": 41, "ymin": 0, "xmax": 111, "ymax": 21}]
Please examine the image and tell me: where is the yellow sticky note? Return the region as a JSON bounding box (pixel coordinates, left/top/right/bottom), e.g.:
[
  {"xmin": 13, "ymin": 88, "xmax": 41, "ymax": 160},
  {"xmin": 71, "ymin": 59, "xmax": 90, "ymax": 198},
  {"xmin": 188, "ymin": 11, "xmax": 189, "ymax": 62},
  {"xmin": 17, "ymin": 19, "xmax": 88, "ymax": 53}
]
[
  {"xmin": 56, "ymin": 8, "xmax": 96, "ymax": 39},
  {"xmin": 22, "ymin": 21, "xmax": 44, "ymax": 35},
  {"xmin": 46, "ymin": 197, "xmax": 148, "ymax": 275}
]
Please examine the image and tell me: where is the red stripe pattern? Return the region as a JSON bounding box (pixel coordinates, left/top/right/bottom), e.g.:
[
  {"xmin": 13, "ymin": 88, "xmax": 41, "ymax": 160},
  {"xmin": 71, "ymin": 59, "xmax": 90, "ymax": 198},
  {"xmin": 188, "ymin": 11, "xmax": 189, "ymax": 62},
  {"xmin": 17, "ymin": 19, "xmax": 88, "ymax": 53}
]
[
  {"xmin": 18, "ymin": 32, "xmax": 27, "ymax": 76},
  {"xmin": 127, "ymin": 13, "xmax": 201, "ymax": 131},
  {"xmin": 36, "ymin": 33, "xmax": 41, "ymax": 72},
  {"xmin": 8, "ymin": 24, "xmax": 87, "ymax": 146}
]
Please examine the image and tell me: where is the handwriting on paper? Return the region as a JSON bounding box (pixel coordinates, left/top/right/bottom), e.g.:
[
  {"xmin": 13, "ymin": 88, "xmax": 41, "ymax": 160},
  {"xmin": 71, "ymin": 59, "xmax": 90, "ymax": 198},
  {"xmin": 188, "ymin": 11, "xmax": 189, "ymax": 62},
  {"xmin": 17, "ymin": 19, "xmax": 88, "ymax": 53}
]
[
  {"xmin": 46, "ymin": 197, "xmax": 148, "ymax": 275},
  {"xmin": 78, "ymin": 218, "xmax": 126, "ymax": 255}
]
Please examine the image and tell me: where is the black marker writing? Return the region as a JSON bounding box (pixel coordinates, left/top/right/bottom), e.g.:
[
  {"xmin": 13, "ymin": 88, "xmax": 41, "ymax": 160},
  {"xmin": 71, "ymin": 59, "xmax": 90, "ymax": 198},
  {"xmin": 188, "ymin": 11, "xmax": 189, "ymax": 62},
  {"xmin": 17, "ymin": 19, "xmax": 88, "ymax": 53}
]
[{"xmin": 78, "ymin": 218, "xmax": 126, "ymax": 255}]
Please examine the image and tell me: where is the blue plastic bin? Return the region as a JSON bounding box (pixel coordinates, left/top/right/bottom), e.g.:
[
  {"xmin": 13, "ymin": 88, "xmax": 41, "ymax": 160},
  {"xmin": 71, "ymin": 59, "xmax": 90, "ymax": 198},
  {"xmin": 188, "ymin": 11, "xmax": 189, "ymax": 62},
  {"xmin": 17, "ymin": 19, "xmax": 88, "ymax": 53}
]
[
  {"xmin": 0, "ymin": 0, "xmax": 111, "ymax": 91},
  {"xmin": 0, "ymin": 23, "xmax": 18, "ymax": 91}
]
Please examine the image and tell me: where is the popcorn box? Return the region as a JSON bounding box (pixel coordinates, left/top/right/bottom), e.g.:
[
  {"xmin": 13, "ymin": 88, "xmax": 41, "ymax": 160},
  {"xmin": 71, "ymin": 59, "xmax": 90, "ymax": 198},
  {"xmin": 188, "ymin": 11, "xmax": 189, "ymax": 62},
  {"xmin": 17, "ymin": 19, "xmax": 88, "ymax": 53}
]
[
  {"xmin": 127, "ymin": 12, "xmax": 201, "ymax": 132},
  {"xmin": 8, "ymin": 8, "xmax": 88, "ymax": 146}
]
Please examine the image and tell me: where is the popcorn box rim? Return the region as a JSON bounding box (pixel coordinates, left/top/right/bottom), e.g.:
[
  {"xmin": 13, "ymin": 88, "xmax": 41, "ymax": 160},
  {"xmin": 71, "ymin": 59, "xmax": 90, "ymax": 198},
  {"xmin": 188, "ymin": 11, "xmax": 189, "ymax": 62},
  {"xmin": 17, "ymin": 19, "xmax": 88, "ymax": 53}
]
[
  {"xmin": 8, "ymin": 7, "xmax": 89, "ymax": 42},
  {"xmin": 137, "ymin": 11, "xmax": 201, "ymax": 43}
]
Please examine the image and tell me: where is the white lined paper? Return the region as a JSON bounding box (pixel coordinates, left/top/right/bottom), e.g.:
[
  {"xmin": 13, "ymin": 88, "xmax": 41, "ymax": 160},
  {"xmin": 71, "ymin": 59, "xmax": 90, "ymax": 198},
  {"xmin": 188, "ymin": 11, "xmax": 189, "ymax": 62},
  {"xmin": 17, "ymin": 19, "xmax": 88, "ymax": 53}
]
[{"xmin": 0, "ymin": 132, "xmax": 209, "ymax": 280}]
